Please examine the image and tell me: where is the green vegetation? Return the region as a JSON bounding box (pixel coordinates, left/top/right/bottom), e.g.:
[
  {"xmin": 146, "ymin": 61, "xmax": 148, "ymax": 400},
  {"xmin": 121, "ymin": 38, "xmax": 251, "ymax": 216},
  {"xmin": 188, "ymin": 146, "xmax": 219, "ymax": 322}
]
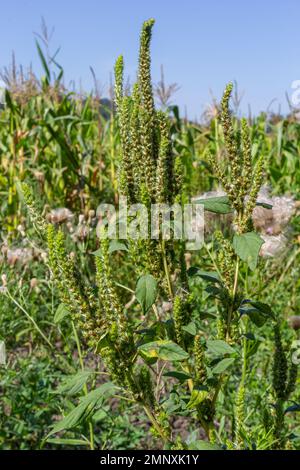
[{"xmin": 0, "ymin": 19, "xmax": 299, "ymax": 450}]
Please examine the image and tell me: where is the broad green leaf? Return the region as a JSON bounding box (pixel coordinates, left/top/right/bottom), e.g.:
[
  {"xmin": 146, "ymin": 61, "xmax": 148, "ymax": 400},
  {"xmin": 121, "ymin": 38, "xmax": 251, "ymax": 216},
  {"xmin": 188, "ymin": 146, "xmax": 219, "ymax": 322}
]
[
  {"xmin": 138, "ymin": 341, "xmax": 160, "ymax": 359},
  {"xmin": 187, "ymin": 439, "xmax": 221, "ymax": 450},
  {"xmin": 56, "ymin": 371, "xmax": 92, "ymax": 396},
  {"xmin": 187, "ymin": 389, "xmax": 208, "ymax": 409},
  {"xmin": 92, "ymin": 248, "xmax": 102, "ymax": 257},
  {"xmin": 163, "ymin": 371, "xmax": 191, "ymax": 381},
  {"xmin": 48, "ymin": 401, "xmax": 90, "ymax": 437},
  {"xmin": 205, "ymin": 285, "xmax": 224, "ymax": 298},
  {"xmin": 182, "ymin": 322, "xmax": 197, "ymax": 336},
  {"xmin": 212, "ymin": 357, "xmax": 235, "ymax": 374},
  {"xmin": 158, "ymin": 341, "xmax": 189, "ymax": 361},
  {"xmin": 79, "ymin": 382, "xmax": 116, "ymax": 406},
  {"xmin": 54, "ymin": 303, "xmax": 70, "ymax": 324},
  {"xmin": 239, "ymin": 300, "xmax": 275, "ymax": 327},
  {"xmin": 48, "ymin": 382, "xmax": 116, "ymax": 437},
  {"xmin": 136, "ymin": 274, "xmax": 158, "ymax": 313},
  {"xmin": 108, "ymin": 240, "xmax": 128, "ymax": 253},
  {"xmin": 194, "ymin": 195, "xmax": 232, "ymax": 214},
  {"xmin": 206, "ymin": 339, "xmax": 235, "ymax": 355},
  {"xmin": 138, "ymin": 340, "xmax": 189, "ymax": 361},
  {"xmin": 239, "ymin": 306, "xmax": 267, "ymax": 327},
  {"xmin": 187, "ymin": 268, "xmax": 221, "ymax": 284},
  {"xmin": 247, "ymin": 301, "xmax": 275, "ymax": 318},
  {"xmin": 233, "ymin": 232, "xmax": 264, "ymax": 271}
]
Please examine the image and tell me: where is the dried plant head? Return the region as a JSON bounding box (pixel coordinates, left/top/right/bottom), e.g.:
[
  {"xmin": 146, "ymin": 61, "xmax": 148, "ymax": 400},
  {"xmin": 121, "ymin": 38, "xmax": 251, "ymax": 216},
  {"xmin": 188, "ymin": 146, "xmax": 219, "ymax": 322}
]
[
  {"xmin": 47, "ymin": 208, "xmax": 74, "ymax": 225},
  {"xmin": 288, "ymin": 316, "xmax": 300, "ymax": 331}
]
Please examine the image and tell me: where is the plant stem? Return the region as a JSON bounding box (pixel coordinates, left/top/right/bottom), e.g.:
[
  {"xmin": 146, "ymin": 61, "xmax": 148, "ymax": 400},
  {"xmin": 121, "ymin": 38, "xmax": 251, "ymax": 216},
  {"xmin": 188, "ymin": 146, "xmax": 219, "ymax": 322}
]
[
  {"xmin": 204, "ymin": 242, "xmax": 223, "ymax": 281},
  {"xmin": 71, "ymin": 321, "xmax": 95, "ymax": 451},
  {"xmin": 226, "ymin": 258, "xmax": 240, "ymax": 340},
  {"xmin": 142, "ymin": 405, "xmax": 172, "ymax": 445},
  {"xmin": 161, "ymin": 240, "xmax": 173, "ymax": 299},
  {"xmin": 5, "ymin": 290, "xmax": 53, "ymax": 348}
]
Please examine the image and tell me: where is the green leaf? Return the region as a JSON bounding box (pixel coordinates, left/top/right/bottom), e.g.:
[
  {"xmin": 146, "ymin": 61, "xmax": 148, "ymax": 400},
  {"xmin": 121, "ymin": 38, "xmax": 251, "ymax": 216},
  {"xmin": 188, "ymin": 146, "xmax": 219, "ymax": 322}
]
[
  {"xmin": 182, "ymin": 322, "xmax": 197, "ymax": 336},
  {"xmin": 187, "ymin": 389, "xmax": 209, "ymax": 409},
  {"xmin": 187, "ymin": 268, "xmax": 221, "ymax": 284},
  {"xmin": 138, "ymin": 340, "xmax": 189, "ymax": 361},
  {"xmin": 108, "ymin": 240, "xmax": 128, "ymax": 253},
  {"xmin": 256, "ymin": 201, "xmax": 272, "ymax": 209},
  {"xmin": 46, "ymin": 438, "xmax": 89, "ymax": 446},
  {"xmin": 54, "ymin": 303, "xmax": 70, "ymax": 324},
  {"xmin": 205, "ymin": 285, "xmax": 224, "ymax": 298},
  {"xmin": 187, "ymin": 439, "xmax": 221, "ymax": 450},
  {"xmin": 233, "ymin": 232, "xmax": 264, "ymax": 271},
  {"xmin": 96, "ymin": 331, "xmax": 110, "ymax": 352},
  {"xmin": 135, "ymin": 274, "xmax": 158, "ymax": 313},
  {"xmin": 194, "ymin": 195, "xmax": 233, "ymax": 214},
  {"xmin": 158, "ymin": 341, "xmax": 189, "ymax": 361},
  {"xmin": 56, "ymin": 371, "xmax": 92, "ymax": 396},
  {"xmin": 245, "ymin": 338, "xmax": 260, "ymax": 359},
  {"xmin": 239, "ymin": 306, "xmax": 267, "ymax": 327},
  {"xmin": 47, "ymin": 382, "xmax": 116, "ymax": 437},
  {"xmin": 79, "ymin": 383, "xmax": 116, "ymax": 409},
  {"xmin": 244, "ymin": 332, "xmax": 256, "ymax": 340},
  {"xmin": 36, "ymin": 40, "xmax": 50, "ymax": 83},
  {"xmin": 138, "ymin": 341, "xmax": 160, "ymax": 359},
  {"xmin": 199, "ymin": 311, "xmax": 217, "ymax": 320},
  {"xmin": 163, "ymin": 371, "xmax": 191, "ymax": 382},
  {"xmin": 92, "ymin": 409, "xmax": 107, "ymax": 422},
  {"xmin": 48, "ymin": 402, "xmax": 90, "ymax": 437},
  {"xmin": 212, "ymin": 357, "xmax": 235, "ymax": 374},
  {"xmin": 247, "ymin": 301, "xmax": 275, "ymax": 319},
  {"xmin": 4, "ymin": 89, "xmax": 17, "ymax": 112},
  {"xmin": 285, "ymin": 404, "xmax": 300, "ymax": 414},
  {"xmin": 206, "ymin": 340, "xmax": 235, "ymax": 355},
  {"xmin": 239, "ymin": 300, "xmax": 275, "ymax": 327},
  {"xmin": 92, "ymin": 248, "xmax": 102, "ymax": 257}
]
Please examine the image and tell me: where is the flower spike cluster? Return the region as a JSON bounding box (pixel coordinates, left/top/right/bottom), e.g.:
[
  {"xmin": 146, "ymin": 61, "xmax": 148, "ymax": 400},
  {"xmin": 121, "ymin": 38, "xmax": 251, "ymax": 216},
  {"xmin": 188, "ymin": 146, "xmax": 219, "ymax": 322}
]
[
  {"xmin": 114, "ymin": 19, "xmax": 181, "ymax": 208},
  {"xmin": 211, "ymin": 83, "xmax": 265, "ymax": 232}
]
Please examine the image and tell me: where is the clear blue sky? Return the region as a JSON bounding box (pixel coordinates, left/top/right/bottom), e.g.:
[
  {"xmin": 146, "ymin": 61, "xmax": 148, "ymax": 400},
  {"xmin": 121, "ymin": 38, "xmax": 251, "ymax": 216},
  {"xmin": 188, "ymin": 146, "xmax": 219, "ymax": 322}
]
[{"xmin": 1, "ymin": 0, "xmax": 300, "ymax": 119}]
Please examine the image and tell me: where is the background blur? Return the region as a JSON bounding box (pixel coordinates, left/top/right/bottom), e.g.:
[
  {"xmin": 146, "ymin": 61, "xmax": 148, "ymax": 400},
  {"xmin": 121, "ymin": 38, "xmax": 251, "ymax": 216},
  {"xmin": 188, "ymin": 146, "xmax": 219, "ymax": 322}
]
[{"xmin": 0, "ymin": 1, "xmax": 299, "ymax": 119}]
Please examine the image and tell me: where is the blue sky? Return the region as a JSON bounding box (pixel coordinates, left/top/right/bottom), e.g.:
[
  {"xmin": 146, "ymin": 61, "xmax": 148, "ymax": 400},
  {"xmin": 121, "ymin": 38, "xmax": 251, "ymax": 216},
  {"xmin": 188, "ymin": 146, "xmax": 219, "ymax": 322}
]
[{"xmin": 1, "ymin": 0, "xmax": 300, "ymax": 119}]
